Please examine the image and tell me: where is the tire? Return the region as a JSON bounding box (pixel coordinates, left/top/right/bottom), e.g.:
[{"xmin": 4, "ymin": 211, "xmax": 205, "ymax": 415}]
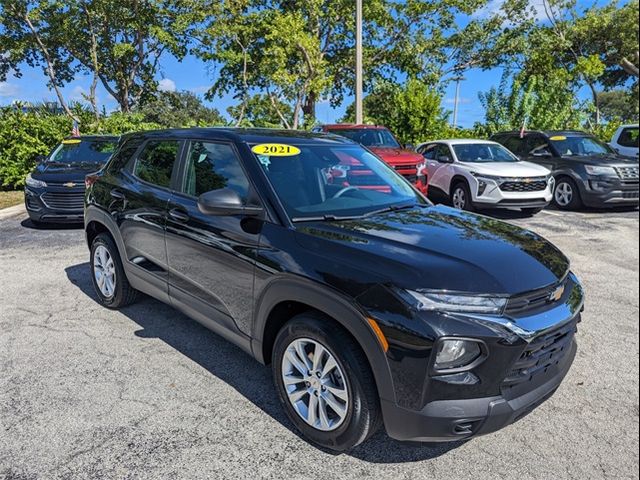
[
  {"xmin": 90, "ymin": 233, "xmax": 138, "ymax": 308},
  {"xmin": 522, "ymin": 207, "xmax": 544, "ymax": 216},
  {"xmin": 450, "ymin": 182, "xmax": 475, "ymax": 212},
  {"xmin": 553, "ymin": 177, "xmax": 582, "ymax": 210},
  {"xmin": 272, "ymin": 313, "xmax": 382, "ymax": 451}
]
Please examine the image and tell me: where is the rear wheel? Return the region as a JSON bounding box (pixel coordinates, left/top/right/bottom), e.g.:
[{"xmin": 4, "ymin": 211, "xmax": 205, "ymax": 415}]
[
  {"xmin": 272, "ymin": 313, "xmax": 382, "ymax": 451},
  {"xmin": 451, "ymin": 182, "xmax": 475, "ymax": 212},
  {"xmin": 90, "ymin": 233, "xmax": 138, "ymax": 308},
  {"xmin": 553, "ymin": 177, "xmax": 582, "ymax": 210}
]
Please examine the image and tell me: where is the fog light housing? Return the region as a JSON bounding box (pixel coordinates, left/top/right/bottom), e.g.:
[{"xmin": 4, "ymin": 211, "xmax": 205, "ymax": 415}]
[
  {"xmin": 477, "ymin": 180, "xmax": 488, "ymax": 196},
  {"xmin": 434, "ymin": 339, "xmax": 483, "ymax": 372}
]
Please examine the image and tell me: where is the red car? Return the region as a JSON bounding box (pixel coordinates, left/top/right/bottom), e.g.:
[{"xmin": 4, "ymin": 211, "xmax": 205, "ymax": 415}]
[{"xmin": 313, "ymin": 124, "xmax": 428, "ymax": 194}]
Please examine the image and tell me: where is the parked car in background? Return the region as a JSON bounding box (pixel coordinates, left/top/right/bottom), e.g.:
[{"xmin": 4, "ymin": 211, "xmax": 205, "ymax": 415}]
[
  {"xmin": 610, "ymin": 124, "xmax": 639, "ymax": 158},
  {"xmin": 85, "ymin": 128, "xmax": 583, "ymax": 451},
  {"xmin": 24, "ymin": 136, "xmax": 119, "ymax": 225},
  {"xmin": 492, "ymin": 130, "xmax": 640, "ymax": 210},
  {"xmin": 416, "ymin": 139, "xmax": 553, "ymax": 215},
  {"xmin": 312, "ymin": 124, "xmax": 427, "ymax": 194}
]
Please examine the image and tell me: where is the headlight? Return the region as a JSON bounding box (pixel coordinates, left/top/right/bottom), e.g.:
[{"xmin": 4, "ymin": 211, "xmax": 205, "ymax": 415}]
[
  {"xmin": 434, "ymin": 339, "xmax": 483, "ymax": 371},
  {"xmin": 407, "ymin": 290, "xmax": 507, "ymax": 314},
  {"xmin": 585, "ymin": 165, "xmax": 617, "ymax": 176},
  {"xmin": 25, "ymin": 173, "xmax": 47, "ymax": 188}
]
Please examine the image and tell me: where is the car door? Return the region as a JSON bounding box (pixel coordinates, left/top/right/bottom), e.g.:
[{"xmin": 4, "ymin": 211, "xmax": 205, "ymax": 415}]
[
  {"xmin": 113, "ymin": 138, "xmax": 182, "ymax": 297},
  {"xmin": 426, "ymin": 144, "xmax": 456, "ymax": 195},
  {"xmin": 165, "ymin": 139, "xmax": 262, "ymax": 337}
]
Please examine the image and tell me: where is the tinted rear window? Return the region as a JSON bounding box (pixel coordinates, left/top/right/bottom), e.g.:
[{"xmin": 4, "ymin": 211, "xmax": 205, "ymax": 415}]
[{"xmin": 49, "ymin": 139, "xmax": 117, "ymax": 165}]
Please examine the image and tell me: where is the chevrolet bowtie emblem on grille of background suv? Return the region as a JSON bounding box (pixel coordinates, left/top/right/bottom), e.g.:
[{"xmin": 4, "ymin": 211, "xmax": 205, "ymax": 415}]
[
  {"xmin": 63, "ymin": 182, "xmax": 77, "ymax": 188},
  {"xmin": 549, "ymin": 284, "xmax": 566, "ymax": 303}
]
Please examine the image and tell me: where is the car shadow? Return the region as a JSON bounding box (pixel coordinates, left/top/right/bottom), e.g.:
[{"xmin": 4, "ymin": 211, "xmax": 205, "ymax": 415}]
[
  {"xmin": 21, "ymin": 218, "xmax": 84, "ymax": 230},
  {"xmin": 64, "ymin": 262, "xmax": 463, "ymax": 462}
]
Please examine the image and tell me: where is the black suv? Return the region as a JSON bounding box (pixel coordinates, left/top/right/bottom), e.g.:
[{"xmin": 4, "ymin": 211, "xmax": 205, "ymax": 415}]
[
  {"xmin": 492, "ymin": 130, "xmax": 639, "ymax": 210},
  {"xmin": 25, "ymin": 136, "xmax": 118, "ymax": 224},
  {"xmin": 85, "ymin": 128, "xmax": 584, "ymax": 451}
]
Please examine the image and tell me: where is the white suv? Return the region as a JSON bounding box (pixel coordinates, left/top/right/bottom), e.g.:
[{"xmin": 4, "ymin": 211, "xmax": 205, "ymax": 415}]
[
  {"xmin": 417, "ymin": 139, "xmax": 554, "ymax": 214},
  {"xmin": 610, "ymin": 124, "xmax": 639, "ymax": 159}
]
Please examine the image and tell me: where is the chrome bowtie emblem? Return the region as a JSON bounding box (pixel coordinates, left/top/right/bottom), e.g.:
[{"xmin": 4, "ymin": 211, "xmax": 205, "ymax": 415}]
[
  {"xmin": 63, "ymin": 182, "xmax": 77, "ymax": 188},
  {"xmin": 549, "ymin": 285, "xmax": 565, "ymax": 303}
]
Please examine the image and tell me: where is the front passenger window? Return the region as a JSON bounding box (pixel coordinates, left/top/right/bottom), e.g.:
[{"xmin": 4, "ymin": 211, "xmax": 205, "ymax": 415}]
[{"xmin": 183, "ymin": 142, "xmax": 250, "ymax": 202}]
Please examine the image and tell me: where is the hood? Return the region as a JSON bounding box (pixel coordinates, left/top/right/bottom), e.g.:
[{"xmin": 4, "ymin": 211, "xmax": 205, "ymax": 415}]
[
  {"xmin": 369, "ymin": 147, "xmax": 423, "ymax": 166},
  {"xmin": 32, "ymin": 161, "xmax": 103, "ymax": 183},
  {"xmin": 459, "ymin": 161, "xmax": 550, "ymax": 177},
  {"xmin": 560, "ymin": 153, "xmax": 638, "ymax": 166},
  {"xmin": 295, "ymin": 205, "xmax": 569, "ymax": 296}
]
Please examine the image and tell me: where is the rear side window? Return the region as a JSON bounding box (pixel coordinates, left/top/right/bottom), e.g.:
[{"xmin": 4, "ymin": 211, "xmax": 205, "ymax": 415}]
[
  {"xmin": 182, "ymin": 141, "xmax": 250, "ymax": 202},
  {"xmin": 108, "ymin": 138, "xmax": 143, "ymax": 171},
  {"xmin": 134, "ymin": 140, "xmax": 180, "ymax": 188},
  {"xmin": 618, "ymin": 127, "xmax": 639, "ymax": 148}
]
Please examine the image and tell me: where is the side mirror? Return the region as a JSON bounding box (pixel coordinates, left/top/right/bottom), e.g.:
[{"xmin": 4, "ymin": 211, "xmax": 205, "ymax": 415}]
[
  {"xmin": 197, "ymin": 188, "xmax": 263, "ymax": 217},
  {"xmin": 35, "ymin": 154, "xmax": 47, "ymax": 164},
  {"xmin": 405, "ymin": 143, "xmax": 415, "ymax": 151},
  {"xmin": 437, "ymin": 155, "xmax": 453, "ymax": 163},
  {"xmin": 532, "ymin": 151, "xmax": 552, "ymax": 157}
]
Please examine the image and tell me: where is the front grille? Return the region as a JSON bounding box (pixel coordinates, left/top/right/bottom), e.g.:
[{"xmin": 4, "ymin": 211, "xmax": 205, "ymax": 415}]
[
  {"xmin": 616, "ymin": 166, "xmax": 639, "ymax": 181},
  {"xmin": 623, "ymin": 191, "xmax": 640, "ymax": 199},
  {"xmin": 505, "ymin": 277, "xmax": 569, "ymax": 315},
  {"xmin": 41, "ymin": 191, "xmax": 85, "ymax": 211},
  {"xmin": 394, "ymin": 165, "xmax": 417, "ymax": 172},
  {"xmin": 499, "ymin": 178, "xmax": 548, "ymax": 192},
  {"xmin": 502, "ymin": 319, "xmax": 577, "ymax": 387}
]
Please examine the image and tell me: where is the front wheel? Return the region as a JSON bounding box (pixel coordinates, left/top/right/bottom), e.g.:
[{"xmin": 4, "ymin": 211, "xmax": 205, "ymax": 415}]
[
  {"xmin": 553, "ymin": 178, "xmax": 582, "ymax": 210},
  {"xmin": 272, "ymin": 313, "xmax": 382, "ymax": 451},
  {"xmin": 451, "ymin": 182, "xmax": 475, "ymax": 211}
]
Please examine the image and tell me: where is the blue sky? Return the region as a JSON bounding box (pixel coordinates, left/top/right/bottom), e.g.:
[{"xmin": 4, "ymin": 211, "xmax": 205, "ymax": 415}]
[{"xmin": 0, "ymin": 0, "xmax": 606, "ymax": 128}]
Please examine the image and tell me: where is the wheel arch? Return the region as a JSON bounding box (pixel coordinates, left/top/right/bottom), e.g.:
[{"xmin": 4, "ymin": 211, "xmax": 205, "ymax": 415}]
[{"xmin": 251, "ymin": 277, "xmax": 396, "ymax": 402}]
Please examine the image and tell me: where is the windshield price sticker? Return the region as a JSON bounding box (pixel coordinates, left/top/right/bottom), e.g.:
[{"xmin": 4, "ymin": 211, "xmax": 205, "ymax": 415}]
[
  {"xmin": 549, "ymin": 136, "xmax": 567, "ymax": 141},
  {"xmin": 252, "ymin": 144, "xmax": 301, "ymax": 157},
  {"xmin": 62, "ymin": 139, "xmax": 82, "ymax": 145}
]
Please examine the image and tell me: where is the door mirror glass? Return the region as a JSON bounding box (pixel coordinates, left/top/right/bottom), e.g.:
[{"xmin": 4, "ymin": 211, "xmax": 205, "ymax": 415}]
[
  {"xmin": 197, "ymin": 188, "xmax": 263, "ymax": 217},
  {"xmin": 438, "ymin": 155, "xmax": 453, "ymax": 163}
]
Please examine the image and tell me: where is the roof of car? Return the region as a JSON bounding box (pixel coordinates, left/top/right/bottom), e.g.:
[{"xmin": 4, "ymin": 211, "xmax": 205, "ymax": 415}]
[
  {"xmin": 320, "ymin": 124, "xmax": 389, "ymax": 131},
  {"xmin": 421, "ymin": 139, "xmax": 500, "ymax": 146},
  {"xmin": 127, "ymin": 127, "xmax": 356, "ymax": 145},
  {"xmin": 493, "ymin": 130, "xmax": 592, "ymax": 138}
]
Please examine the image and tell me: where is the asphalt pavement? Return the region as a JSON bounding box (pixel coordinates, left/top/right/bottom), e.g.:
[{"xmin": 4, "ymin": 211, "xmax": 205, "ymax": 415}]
[{"xmin": 0, "ymin": 207, "xmax": 638, "ymax": 479}]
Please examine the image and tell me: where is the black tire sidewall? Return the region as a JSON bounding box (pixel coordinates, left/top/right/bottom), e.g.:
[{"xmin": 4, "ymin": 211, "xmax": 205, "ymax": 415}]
[
  {"xmin": 272, "ymin": 315, "xmax": 377, "ymax": 451},
  {"xmin": 90, "ymin": 234, "xmax": 127, "ymax": 309}
]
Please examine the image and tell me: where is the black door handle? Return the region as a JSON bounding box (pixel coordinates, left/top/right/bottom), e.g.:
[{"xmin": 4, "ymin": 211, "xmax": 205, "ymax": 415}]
[
  {"xmin": 169, "ymin": 208, "xmax": 190, "ymax": 223},
  {"xmin": 110, "ymin": 189, "xmax": 125, "ymax": 200}
]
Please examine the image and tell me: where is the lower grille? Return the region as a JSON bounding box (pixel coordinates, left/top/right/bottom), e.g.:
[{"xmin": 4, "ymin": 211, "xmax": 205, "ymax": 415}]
[
  {"xmin": 622, "ymin": 191, "xmax": 639, "ymax": 199},
  {"xmin": 500, "ymin": 179, "xmax": 548, "ymax": 192},
  {"xmin": 41, "ymin": 191, "xmax": 85, "ymax": 211},
  {"xmin": 503, "ymin": 319, "xmax": 578, "ymax": 387}
]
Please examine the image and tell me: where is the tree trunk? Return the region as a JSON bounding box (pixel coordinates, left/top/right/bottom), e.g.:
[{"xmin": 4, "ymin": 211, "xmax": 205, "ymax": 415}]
[{"xmin": 588, "ymin": 83, "xmax": 600, "ymax": 126}]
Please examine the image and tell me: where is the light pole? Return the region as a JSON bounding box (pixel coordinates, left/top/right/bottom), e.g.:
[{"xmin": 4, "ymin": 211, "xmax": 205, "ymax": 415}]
[
  {"xmin": 452, "ymin": 75, "xmax": 465, "ymax": 128},
  {"xmin": 355, "ymin": 0, "xmax": 363, "ymax": 124}
]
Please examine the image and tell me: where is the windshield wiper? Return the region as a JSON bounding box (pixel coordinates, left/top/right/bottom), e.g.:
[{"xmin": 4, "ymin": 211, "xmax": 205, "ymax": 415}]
[
  {"xmin": 361, "ymin": 203, "xmax": 417, "ymax": 218},
  {"xmin": 291, "ymin": 214, "xmax": 363, "ymax": 223}
]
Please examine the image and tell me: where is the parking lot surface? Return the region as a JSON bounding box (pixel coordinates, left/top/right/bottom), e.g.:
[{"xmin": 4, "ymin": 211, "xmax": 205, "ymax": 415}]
[{"xmin": 1, "ymin": 208, "xmax": 638, "ymax": 479}]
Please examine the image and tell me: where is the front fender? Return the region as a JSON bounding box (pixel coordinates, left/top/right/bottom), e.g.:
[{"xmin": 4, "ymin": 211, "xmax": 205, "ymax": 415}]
[{"xmin": 251, "ymin": 276, "xmax": 396, "ymax": 403}]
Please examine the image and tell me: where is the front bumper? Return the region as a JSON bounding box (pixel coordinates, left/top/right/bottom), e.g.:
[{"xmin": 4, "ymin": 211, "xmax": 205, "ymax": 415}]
[
  {"xmin": 580, "ymin": 177, "xmax": 639, "ymax": 207},
  {"xmin": 470, "ymin": 176, "xmax": 553, "ymax": 209},
  {"xmin": 24, "ymin": 186, "xmax": 85, "ymax": 223},
  {"xmin": 382, "ymin": 337, "xmax": 576, "ymax": 442}
]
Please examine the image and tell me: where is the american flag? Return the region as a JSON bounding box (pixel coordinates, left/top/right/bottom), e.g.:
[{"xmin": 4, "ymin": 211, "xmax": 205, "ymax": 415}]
[{"xmin": 71, "ymin": 120, "xmax": 81, "ymax": 137}]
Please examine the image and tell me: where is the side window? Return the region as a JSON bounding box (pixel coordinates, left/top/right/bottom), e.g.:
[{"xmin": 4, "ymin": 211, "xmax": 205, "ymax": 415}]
[
  {"xmin": 134, "ymin": 140, "xmax": 180, "ymax": 188},
  {"xmin": 421, "ymin": 145, "xmax": 437, "ymax": 160},
  {"xmin": 182, "ymin": 141, "xmax": 250, "ymax": 202},
  {"xmin": 527, "ymin": 135, "xmax": 552, "ymax": 156},
  {"xmin": 436, "ymin": 145, "xmax": 453, "ymax": 161},
  {"xmin": 503, "ymin": 137, "xmax": 525, "ymax": 156},
  {"xmin": 618, "ymin": 128, "xmax": 639, "ymax": 148}
]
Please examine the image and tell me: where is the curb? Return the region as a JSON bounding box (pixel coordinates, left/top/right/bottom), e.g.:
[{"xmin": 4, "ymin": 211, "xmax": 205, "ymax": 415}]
[{"xmin": 0, "ymin": 203, "xmax": 26, "ymax": 220}]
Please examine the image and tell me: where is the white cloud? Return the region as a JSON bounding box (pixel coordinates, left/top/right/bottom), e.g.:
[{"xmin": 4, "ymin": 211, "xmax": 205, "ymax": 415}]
[
  {"xmin": 190, "ymin": 85, "xmax": 211, "ymax": 95},
  {"xmin": 473, "ymin": 0, "xmax": 549, "ymax": 23},
  {"xmin": 158, "ymin": 78, "xmax": 177, "ymax": 92},
  {"xmin": 444, "ymin": 97, "xmax": 473, "ymax": 105},
  {"xmin": 70, "ymin": 85, "xmax": 88, "ymax": 101},
  {"xmin": 0, "ymin": 82, "xmax": 19, "ymax": 98}
]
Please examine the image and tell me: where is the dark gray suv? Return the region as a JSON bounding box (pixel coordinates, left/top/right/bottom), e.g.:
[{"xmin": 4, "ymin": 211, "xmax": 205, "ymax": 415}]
[{"xmin": 492, "ymin": 130, "xmax": 639, "ymax": 210}]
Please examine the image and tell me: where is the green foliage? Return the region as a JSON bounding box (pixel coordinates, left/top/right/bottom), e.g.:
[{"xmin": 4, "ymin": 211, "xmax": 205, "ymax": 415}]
[
  {"xmin": 227, "ymin": 94, "xmax": 293, "ymax": 128},
  {"xmin": 598, "ymin": 88, "xmax": 640, "ymax": 123},
  {"xmin": 341, "ymin": 79, "xmax": 452, "ymax": 144},
  {"xmin": 136, "ymin": 91, "xmax": 226, "ymax": 128},
  {"xmin": 0, "ymin": 108, "xmax": 161, "ymax": 188}
]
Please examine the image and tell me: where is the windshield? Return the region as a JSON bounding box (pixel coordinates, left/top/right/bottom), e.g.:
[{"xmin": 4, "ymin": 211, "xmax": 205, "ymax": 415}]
[
  {"xmin": 254, "ymin": 144, "xmax": 424, "ymax": 221},
  {"xmin": 49, "ymin": 139, "xmax": 117, "ymax": 165},
  {"xmin": 453, "ymin": 143, "xmax": 519, "ymax": 163},
  {"xmin": 550, "ymin": 135, "xmax": 613, "ymax": 157},
  {"xmin": 329, "ymin": 128, "xmax": 402, "ymax": 149}
]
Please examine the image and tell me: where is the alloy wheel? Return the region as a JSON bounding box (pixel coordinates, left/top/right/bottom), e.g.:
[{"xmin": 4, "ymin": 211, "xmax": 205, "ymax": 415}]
[
  {"xmin": 281, "ymin": 338, "xmax": 349, "ymax": 432},
  {"xmin": 93, "ymin": 245, "xmax": 116, "ymax": 298},
  {"xmin": 452, "ymin": 187, "xmax": 467, "ymax": 209},
  {"xmin": 555, "ymin": 182, "xmax": 573, "ymax": 207}
]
